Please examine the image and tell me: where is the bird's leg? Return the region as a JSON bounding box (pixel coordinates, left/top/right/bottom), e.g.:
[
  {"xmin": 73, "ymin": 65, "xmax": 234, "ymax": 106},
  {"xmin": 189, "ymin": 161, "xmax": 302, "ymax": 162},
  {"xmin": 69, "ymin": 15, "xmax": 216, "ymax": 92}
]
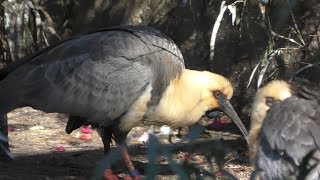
[
  {"xmin": 98, "ymin": 127, "xmax": 140, "ymax": 179},
  {"xmin": 113, "ymin": 130, "xmax": 141, "ymax": 180},
  {"xmin": 98, "ymin": 127, "xmax": 121, "ymax": 180},
  {"xmin": 168, "ymin": 127, "xmax": 181, "ymax": 143},
  {"xmin": 97, "ymin": 126, "xmax": 113, "ymax": 154},
  {"xmin": 0, "ymin": 114, "xmax": 13, "ymax": 160},
  {"xmin": 119, "ymin": 146, "xmax": 137, "ymax": 176}
]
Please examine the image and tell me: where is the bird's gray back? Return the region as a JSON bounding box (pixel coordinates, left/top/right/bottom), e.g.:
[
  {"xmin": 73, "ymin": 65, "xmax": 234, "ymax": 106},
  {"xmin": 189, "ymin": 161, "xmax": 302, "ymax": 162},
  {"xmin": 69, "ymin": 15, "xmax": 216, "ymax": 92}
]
[{"xmin": 0, "ymin": 26, "xmax": 185, "ymax": 125}]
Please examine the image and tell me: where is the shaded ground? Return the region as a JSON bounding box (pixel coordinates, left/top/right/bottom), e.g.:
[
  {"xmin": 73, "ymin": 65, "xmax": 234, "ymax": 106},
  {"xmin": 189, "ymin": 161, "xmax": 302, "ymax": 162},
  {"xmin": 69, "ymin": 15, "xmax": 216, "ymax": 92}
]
[{"xmin": 0, "ymin": 107, "xmax": 253, "ymax": 179}]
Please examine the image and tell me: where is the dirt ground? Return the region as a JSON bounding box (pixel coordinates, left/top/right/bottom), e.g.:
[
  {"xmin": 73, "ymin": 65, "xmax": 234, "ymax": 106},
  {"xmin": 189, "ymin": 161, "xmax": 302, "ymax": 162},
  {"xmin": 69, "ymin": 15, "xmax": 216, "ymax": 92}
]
[{"xmin": 0, "ymin": 107, "xmax": 253, "ymax": 179}]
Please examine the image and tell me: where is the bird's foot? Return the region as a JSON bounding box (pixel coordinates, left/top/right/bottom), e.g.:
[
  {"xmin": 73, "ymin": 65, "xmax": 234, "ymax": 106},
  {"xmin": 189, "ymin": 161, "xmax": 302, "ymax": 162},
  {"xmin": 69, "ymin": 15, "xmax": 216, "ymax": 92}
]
[
  {"xmin": 103, "ymin": 169, "xmax": 120, "ymax": 180},
  {"xmin": 103, "ymin": 169, "xmax": 142, "ymax": 180}
]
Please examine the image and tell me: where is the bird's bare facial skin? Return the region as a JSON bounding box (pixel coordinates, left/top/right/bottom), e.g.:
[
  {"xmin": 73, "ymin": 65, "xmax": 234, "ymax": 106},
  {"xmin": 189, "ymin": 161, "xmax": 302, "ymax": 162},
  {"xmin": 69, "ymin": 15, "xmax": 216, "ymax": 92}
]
[{"xmin": 213, "ymin": 90, "xmax": 222, "ymax": 99}]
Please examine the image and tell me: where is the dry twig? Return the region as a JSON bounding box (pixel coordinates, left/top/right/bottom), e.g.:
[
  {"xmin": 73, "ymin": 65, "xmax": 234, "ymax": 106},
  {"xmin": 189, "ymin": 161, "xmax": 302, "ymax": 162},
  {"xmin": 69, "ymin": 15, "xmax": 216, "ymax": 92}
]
[
  {"xmin": 209, "ymin": 0, "xmax": 228, "ymax": 61},
  {"xmin": 247, "ymin": 49, "xmax": 282, "ymax": 88},
  {"xmin": 271, "ymin": 30, "xmax": 303, "ymax": 47},
  {"xmin": 289, "ymin": 62, "xmax": 320, "ymax": 82}
]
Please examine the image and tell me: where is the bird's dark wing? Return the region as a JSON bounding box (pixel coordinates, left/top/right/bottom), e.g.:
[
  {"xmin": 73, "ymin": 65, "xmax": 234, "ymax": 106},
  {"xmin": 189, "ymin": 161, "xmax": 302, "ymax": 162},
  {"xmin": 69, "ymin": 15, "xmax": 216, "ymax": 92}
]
[
  {"xmin": 257, "ymin": 93, "xmax": 320, "ymax": 179},
  {"xmin": 0, "ymin": 26, "xmax": 184, "ymax": 126}
]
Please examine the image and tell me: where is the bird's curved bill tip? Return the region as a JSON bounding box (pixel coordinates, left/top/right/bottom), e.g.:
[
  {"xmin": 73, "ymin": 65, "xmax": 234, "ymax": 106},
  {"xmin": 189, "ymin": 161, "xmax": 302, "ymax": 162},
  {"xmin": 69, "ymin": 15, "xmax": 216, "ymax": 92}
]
[{"xmin": 218, "ymin": 100, "xmax": 249, "ymax": 144}]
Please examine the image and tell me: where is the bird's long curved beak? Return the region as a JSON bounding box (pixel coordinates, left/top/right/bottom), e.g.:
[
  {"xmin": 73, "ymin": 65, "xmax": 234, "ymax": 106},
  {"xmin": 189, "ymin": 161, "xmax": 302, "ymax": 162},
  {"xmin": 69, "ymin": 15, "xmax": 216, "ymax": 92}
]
[{"xmin": 218, "ymin": 99, "xmax": 249, "ymax": 144}]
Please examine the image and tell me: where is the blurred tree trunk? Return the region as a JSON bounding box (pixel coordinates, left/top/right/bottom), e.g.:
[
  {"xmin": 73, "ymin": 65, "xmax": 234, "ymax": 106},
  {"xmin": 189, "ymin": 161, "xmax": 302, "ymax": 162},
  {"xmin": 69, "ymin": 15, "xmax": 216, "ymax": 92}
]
[
  {"xmin": 1, "ymin": 0, "xmax": 60, "ymax": 63},
  {"xmin": 0, "ymin": 1, "xmax": 10, "ymax": 69}
]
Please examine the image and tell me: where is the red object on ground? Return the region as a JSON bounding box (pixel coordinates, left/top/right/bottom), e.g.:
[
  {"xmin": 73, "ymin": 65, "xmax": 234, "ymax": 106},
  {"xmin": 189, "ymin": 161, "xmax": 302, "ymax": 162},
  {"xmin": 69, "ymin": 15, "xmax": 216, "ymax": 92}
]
[
  {"xmin": 216, "ymin": 170, "xmax": 223, "ymax": 177},
  {"xmin": 216, "ymin": 117, "xmax": 232, "ymax": 124},
  {"xmin": 80, "ymin": 125, "xmax": 93, "ymax": 134},
  {"xmin": 52, "ymin": 145, "xmax": 65, "ymax": 152},
  {"xmin": 207, "ymin": 121, "xmax": 224, "ymax": 130},
  {"xmin": 207, "ymin": 117, "xmax": 232, "ymax": 130},
  {"xmin": 8, "ymin": 127, "xmax": 14, "ymax": 132},
  {"xmin": 80, "ymin": 133, "xmax": 92, "ymax": 140}
]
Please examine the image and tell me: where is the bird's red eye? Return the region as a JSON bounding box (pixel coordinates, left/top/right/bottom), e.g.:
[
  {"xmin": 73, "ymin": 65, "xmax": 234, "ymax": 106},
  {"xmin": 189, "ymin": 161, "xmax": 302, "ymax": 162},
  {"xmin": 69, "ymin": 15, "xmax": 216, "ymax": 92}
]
[{"xmin": 214, "ymin": 91, "xmax": 221, "ymax": 98}]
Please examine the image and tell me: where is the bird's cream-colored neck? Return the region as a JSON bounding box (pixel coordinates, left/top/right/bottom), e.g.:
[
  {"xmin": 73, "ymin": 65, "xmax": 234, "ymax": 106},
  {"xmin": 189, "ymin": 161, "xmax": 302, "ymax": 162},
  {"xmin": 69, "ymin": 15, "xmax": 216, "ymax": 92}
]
[
  {"xmin": 152, "ymin": 69, "xmax": 220, "ymax": 127},
  {"xmin": 118, "ymin": 69, "xmax": 233, "ymax": 131}
]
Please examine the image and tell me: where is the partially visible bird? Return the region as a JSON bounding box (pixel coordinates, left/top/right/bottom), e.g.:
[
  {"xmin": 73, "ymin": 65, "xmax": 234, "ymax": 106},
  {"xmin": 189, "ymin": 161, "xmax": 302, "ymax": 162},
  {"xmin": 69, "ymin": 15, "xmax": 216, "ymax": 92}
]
[
  {"xmin": 0, "ymin": 25, "xmax": 248, "ymax": 178},
  {"xmin": 249, "ymin": 79, "xmax": 320, "ymax": 179}
]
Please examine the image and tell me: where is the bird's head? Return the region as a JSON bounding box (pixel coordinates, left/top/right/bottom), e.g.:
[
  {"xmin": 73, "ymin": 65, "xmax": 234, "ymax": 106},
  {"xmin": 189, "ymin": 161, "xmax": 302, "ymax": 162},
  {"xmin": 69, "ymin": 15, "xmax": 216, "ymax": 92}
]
[
  {"xmin": 201, "ymin": 72, "xmax": 234, "ymax": 108},
  {"xmin": 249, "ymin": 80, "xmax": 292, "ymax": 161},
  {"xmin": 157, "ymin": 70, "xmax": 248, "ymax": 142},
  {"xmin": 190, "ymin": 71, "xmax": 249, "ymax": 142},
  {"xmin": 250, "ymin": 80, "xmax": 292, "ymax": 131}
]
